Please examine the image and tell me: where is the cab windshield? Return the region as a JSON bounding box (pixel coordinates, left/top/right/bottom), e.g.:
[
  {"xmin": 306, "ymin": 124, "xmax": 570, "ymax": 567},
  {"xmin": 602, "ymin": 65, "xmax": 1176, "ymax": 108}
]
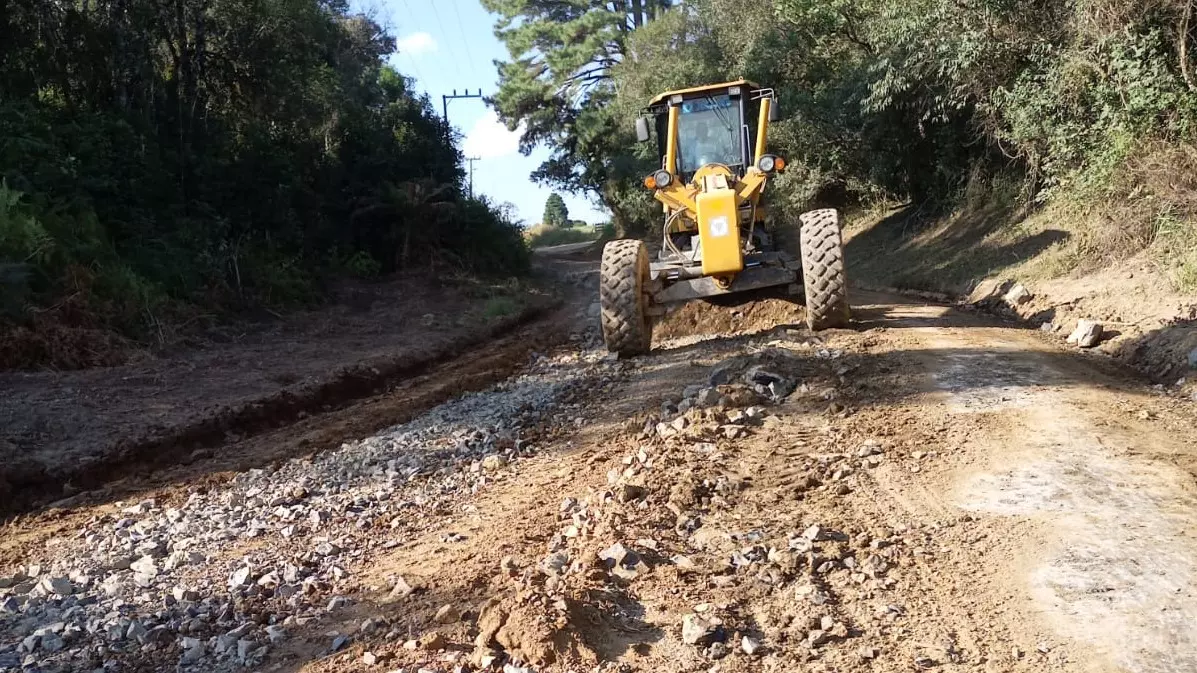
[{"xmin": 676, "ymin": 95, "xmax": 742, "ymax": 174}]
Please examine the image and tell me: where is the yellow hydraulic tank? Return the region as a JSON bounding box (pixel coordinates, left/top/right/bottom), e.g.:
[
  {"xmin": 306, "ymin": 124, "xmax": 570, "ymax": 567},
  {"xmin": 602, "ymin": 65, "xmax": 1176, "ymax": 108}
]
[{"xmin": 696, "ymin": 187, "xmax": 744, "ymax": 276}]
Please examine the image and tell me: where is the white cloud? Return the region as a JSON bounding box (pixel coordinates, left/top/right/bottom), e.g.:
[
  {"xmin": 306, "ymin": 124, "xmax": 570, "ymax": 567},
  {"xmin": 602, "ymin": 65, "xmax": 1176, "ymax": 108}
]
[
  {"xmin": 463, "ymin": 110, "xmax": 522, "ymax": 159},
  {"xmin": 395, "ymin": 32, "xmax": 437, "ymax": 57}
]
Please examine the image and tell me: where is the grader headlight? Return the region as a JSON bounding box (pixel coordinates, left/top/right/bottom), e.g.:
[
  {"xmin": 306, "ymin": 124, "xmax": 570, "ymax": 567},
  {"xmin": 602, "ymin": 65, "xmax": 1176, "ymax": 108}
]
[{"xmin": 757, "ymin": 154, "xmax": 786, "ymax": 174}]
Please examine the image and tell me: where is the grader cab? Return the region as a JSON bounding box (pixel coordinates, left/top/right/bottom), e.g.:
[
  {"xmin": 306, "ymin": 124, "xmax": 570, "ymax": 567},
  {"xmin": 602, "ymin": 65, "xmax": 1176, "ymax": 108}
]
[{"xmin": 599, "ymin": 80, "xmax": 850, "ymax": 356}]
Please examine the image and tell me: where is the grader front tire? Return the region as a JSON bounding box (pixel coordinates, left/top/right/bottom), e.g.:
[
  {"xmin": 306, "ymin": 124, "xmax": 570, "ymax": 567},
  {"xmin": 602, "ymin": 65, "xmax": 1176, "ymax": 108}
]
[
  {"xmin": 600, "ymin": 239, "xmax": 653, "ymax": 356},
  {"xmin": 800, "ymin": 208, "xmax": 850, "ymax": 330}
]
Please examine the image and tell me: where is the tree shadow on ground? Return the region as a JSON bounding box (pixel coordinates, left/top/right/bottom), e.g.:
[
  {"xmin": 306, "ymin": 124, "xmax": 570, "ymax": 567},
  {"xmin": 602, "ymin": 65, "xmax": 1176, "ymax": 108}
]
[
  {"xmin": 0, "ymin": 300, "xmax": 574, "ymax": 520},
  {"xmin": 843, "ymin": 294, "xmax": 1010, "ymax": 331},
  {"xmin": 844, "ymin": 202, "xmax": 1070, "ymax": 294},
  {"xmin": 1112, "ymin": 318, "xmax": 1197, "ymax": 383},
  {"xmin": 650, "ymin": 319, "xmax": 1158, "ymax": 407}
]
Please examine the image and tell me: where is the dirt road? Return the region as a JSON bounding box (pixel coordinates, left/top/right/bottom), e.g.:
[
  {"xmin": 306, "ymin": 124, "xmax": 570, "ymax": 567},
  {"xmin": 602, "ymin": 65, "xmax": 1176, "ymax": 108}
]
[{"xmin": 2, "ymin": 255, "xmax": 1195, "ymax": 673}]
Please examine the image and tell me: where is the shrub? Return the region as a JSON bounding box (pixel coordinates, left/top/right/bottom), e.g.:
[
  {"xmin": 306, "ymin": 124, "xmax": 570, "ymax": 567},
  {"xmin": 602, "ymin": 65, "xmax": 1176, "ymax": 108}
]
[{"xmin": 524, "ymin": 223, "xmax": 599, "ymax": 248}]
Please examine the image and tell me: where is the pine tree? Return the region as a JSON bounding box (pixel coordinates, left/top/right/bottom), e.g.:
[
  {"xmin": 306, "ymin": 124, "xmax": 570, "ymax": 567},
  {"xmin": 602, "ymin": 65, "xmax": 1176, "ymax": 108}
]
[{"xmin": 542, "ymin": 193, "xmax": 569, "ymax": 228}]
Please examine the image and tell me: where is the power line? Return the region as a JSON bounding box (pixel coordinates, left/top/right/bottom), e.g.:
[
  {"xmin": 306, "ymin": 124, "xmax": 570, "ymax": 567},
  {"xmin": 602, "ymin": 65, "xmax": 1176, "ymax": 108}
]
[
  {"xmin": 391, "ymin": 0, "xmax": 429, "ymax": 87},
  {"xmin": 450, "ymin": 0, "xmax": 478, "ymax": 72},
  {"xmin": 400, "ymin": 53, "xmax": 427, "ymax": 86},
  {"xmin": 428, "ymin": 2, "xmax": 463, "ymax": 79},
  {"xmin": 362, "ymin": 0, "xmax": 427, "ymax": 87}
]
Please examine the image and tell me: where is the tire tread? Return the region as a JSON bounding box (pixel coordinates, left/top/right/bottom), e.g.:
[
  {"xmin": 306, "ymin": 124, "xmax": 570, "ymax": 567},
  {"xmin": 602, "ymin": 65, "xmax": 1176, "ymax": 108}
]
[
  {"xmin": 600, "ymin": 240, "xmax": 652, "ymax": 355},
  {"xmin": 799, "ymin": 208, "xmax": 850, "ymax": 330}
]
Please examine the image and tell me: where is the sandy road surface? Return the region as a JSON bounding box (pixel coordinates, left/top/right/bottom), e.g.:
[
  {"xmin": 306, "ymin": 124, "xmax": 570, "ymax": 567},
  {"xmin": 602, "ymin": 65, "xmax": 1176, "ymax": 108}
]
[{"xmin": 2, "ymin": 255, "xmax": 1195, "ymax": 673}]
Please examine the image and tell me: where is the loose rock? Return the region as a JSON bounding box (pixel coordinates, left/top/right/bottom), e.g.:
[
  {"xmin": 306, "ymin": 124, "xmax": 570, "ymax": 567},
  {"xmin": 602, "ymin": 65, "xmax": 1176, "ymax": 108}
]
[
  {"xmin": 130, "ymin": 556, "xmax": 158, "ymax": 577},
  {"xmin": 434, "ymin": 604, "xmax": 461, "ymax": 624},
  {"xmin": 38, "ymin": 576, "xmax": 73, "ymax": 596},
  {"xmin": 419, "ymin": 631, "xmax": 447, "ymax": 651},
  {"xmin": 1004, "ymin": 284, "xmax": 1033, "ymax": 306},
  {"xmin": 1067, "ymin": 320, "xmax": 1103, "ymax": 348},
  {"xmin": 618, "ymin": 483, "xmax": 647, "ymax": 503},
  {"xmin": 181, "ymin": 638, "xmax": 206, "ymax": 664},
  {"xmin": 229, "ymin": 566, "xmax": 253, "ymax": 588},
  {"xmin": 39, "ymin": 633, "xmax": 64, "ymax": 653},
  {"xmin": 481, "ymin": 455, "xmax": 508, "ymax": 472},
  {"xmin": 695, "ymin": 387, "xmax": 723, "ymax": 408},
  {"xmin": 681, "ymin": 613, "xmax": 720, "ymax": 646},
  {"xmin": 389, "ymin": 576, "xmax": 416, "ymax": 599}
]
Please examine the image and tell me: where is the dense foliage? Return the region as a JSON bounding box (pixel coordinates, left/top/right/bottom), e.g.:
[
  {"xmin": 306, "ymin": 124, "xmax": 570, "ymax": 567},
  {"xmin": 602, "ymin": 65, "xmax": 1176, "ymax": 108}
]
[
  {"xmin": 489, "ymin": 0, "xmax": 1197, "ymax": 246},
  {"xmin": 0, "ymin": 0, "xmax": 527, "ymax": 362}
]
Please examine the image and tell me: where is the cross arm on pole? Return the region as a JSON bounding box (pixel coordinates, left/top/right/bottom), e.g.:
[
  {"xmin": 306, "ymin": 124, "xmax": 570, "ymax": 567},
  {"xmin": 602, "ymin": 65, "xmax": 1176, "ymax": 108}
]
[{"xmin": 442, "ymin": 88, "xmax": 484, "ymax": 124}]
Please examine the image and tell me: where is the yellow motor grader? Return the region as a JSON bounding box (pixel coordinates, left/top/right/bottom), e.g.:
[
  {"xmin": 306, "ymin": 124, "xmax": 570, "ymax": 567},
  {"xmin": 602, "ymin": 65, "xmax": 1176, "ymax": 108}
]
[{"xmin": 599, "ymin": 80, "xmax": 850, "ymax": 356}]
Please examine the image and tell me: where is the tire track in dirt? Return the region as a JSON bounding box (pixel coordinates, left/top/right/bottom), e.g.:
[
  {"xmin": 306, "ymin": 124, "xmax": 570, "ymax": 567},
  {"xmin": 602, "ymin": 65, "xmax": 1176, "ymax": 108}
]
[
  {"xmin": 0, "ymin": 301, "xmax": 589, "ymax": 567},
  {"xmin": 0, "ymin": 301, "xmax": 571, "ymax": 518}
]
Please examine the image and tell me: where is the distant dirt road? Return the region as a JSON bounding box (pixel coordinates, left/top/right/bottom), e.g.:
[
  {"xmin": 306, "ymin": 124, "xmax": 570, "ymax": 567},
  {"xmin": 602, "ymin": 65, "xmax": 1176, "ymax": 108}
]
[{"xmin": 2, "ymin": 264, "xmax": 1195, "ymax": 673}]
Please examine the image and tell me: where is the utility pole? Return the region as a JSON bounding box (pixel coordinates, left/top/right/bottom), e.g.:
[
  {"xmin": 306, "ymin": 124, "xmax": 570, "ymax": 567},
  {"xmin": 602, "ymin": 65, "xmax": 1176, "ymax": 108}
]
[
  {"xmin": 442, "ymin": 88, "xmax": 483, "ymax": 123},
  {"xmin": 441, "ymin": 88, "xmax": 485, "ymax": 198},
  {"xmin": 465, "ymin": 156, "xmax": 480, "ymax": 198}
]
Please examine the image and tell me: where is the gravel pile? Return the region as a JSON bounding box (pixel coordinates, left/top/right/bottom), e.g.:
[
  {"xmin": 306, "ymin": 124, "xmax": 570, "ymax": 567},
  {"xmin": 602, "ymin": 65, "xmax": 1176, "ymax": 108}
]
[
  {"xmin": 0, "ymin": 325, "xmax": 622, "ymax": 673},
  {"xmin": 459, "ymin": 344, "xmax": 954, "ymax": 671}
]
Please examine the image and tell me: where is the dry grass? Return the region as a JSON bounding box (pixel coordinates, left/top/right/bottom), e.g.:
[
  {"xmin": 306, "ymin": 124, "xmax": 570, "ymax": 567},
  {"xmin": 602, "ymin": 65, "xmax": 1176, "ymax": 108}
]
[
  {"xmin": 522, "ymin": 223, "xmax": 600, "ymax": 248},
  {"xmin": 841, "ymin": 143, "xmax": 1197, "ymax": 294},
  {"xmin": 836, "ymin": 176, "xmax": 1061, "ymax": 294},
  {"xmin": 1101, "ymin": 141, "xmax": 1197, "ymax": 290}
]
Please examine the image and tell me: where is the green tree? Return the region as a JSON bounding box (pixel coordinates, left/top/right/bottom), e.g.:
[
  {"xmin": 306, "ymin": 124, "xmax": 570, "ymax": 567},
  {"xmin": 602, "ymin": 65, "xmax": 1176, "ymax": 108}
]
[
  {"xmin": 0, "ymin": 0, "xmax": 529, "ymax": 368},
  {"xmin": 482, "ymin": 0, "xmax": 671, "ymax": 236},
  {"xmin": 543, "ymin": 193, "xmax": 569, "ymax": 228},
  {"xmin": 609, "ymin": 0, "xmax": 1197, "ymax": 213}
]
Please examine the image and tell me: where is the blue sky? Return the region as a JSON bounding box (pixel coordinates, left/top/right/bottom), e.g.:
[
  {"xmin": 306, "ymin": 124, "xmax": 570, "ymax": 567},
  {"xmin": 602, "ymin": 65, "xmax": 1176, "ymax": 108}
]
[{"xmin": 350, "ymin": 0, "xmax": 609, "ymax": 226}]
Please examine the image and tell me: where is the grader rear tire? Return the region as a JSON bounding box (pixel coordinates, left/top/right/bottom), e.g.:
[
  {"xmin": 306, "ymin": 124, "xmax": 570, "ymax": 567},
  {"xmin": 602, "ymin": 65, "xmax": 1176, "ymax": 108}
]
[
  {"xmin": 600, "ymin": 239, "xmax": 653, "ymax": 356},
  {"xmin": 800, "ymin": 208, "xmax": 850, "ymax": 330}
]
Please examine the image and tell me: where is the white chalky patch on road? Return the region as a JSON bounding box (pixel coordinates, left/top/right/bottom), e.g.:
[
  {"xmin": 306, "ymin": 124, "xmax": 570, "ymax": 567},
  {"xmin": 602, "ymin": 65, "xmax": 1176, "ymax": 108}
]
[
  {"xmin": 929, "ymin": 347, "xmax": 1045, "ymax": 412},
  {"xmin": 908, "ymin": 320, "xmax": 1197, "ymax": 673},
  {"xmin": 958, "ymin": 399, "xmax": 1197, "ymax": 673}
]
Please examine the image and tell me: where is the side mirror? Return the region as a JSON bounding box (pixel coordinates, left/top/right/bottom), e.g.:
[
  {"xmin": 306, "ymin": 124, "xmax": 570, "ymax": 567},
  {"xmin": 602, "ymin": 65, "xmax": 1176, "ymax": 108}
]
[
  {"xmin": 768, "ymin": 101, "xmax": 781, "ymax": 122},
  {"xmin": 635, "ymin": 117, "xmax": 651, "ymax": 142}
]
